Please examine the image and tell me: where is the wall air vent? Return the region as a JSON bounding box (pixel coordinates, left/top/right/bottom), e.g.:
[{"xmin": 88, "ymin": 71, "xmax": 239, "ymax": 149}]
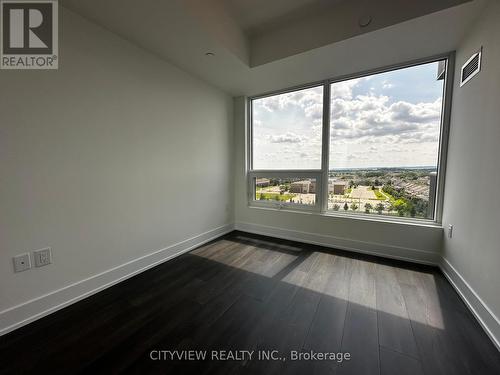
[{"xmin": 460, "ymin": 48, "xmax": 482, "ymax": 87}]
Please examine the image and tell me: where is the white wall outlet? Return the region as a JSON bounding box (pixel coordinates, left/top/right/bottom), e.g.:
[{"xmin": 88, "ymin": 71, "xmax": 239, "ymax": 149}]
[
  {"xmin": 13, "ymin": 253, "xmax": 32, "ymax": 273},
  {"xmin": 448, "ymin": 224, "xmax": 454, "ymax": 238},
  {"xmin": 33, "ymin": 247, "xmax": 52, "ymax": 267}
]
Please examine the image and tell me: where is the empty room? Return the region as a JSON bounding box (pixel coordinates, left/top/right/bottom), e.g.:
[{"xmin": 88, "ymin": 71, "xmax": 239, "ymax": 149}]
[{"xmin": 1, "ymin": 0, "xmax": 500, "ymax": 373}]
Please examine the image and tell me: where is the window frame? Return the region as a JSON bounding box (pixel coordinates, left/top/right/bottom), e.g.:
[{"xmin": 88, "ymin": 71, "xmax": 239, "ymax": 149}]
[{"xmin": 247, "ymin": 52, "xmax": 455, "ymax": 225}]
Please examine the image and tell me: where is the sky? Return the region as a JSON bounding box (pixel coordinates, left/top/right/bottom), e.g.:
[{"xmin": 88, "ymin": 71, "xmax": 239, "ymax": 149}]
[{"xmin": 252, "ymin": 61, "xmax": 445, "ymax": 170}]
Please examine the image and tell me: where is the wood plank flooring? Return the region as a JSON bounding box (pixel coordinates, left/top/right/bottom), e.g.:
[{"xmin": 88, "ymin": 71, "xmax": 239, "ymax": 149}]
[{"xmin": 1, "ymin": 231, "xmax": 499, "ymax": 374}]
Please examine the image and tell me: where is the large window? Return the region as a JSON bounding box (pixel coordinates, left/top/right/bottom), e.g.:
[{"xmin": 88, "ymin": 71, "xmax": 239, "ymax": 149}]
[{"xmin": 248, "ymin": 57, "xmax": 452, "ymax": 222}]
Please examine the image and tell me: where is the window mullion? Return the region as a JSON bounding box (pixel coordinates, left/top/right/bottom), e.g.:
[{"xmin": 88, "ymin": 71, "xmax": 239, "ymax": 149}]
[{"xmin": 320, "ymin": 82, "xmax": 331, "ymax": 213}]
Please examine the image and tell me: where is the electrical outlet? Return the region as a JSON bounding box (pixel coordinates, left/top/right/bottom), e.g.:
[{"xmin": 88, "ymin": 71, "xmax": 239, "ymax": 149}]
[
  {"xmin": 13, "ymin": 253, "xmax": 31, "ymax": 273},
  {"xmin": 33, "ymin": 247, "xmax": 52, "ymax": 267},
  {"xmin": 448, "ymin": 224, "xmax": 453, "ymax": 238}
]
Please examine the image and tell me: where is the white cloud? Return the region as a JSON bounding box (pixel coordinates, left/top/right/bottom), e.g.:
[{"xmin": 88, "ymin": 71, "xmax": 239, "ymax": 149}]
[
  {"xmin": 253, "ymin": 73, "xmax": 443, "ymax": 169},
  {"xmin": 331, "ymin": 79, "xmax": 361, "ymax": 99},
  {"xmin": 382, "ymin": 81, "xmax": 394, "ymax": 89},
  {"xmin": 390, "ymin": 100, "xmax": 442, "ymax": 123},
  {"xmin": 330, "ymin": 88, "xmax": 442, "ymax": 144},
  {"xmin": 268, "ymin": 132, "xmax": 304, "ymax": 144},
  {"xmin": 254, "ymin": 86, "xmax": 323, "ymax": 116}
]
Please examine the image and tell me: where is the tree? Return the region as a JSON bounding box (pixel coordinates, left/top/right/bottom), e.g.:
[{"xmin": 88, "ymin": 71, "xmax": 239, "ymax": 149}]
[
  {"xmin": 393, "ymin": 199, "xmax": 407, "ymax": 216},
  {"xmin": 376, "ymin": 203, "xmax": 384, "ymax": 214},
  {"xmin": 409, "ymin": 203, "xmax": 416, "ymax": 217},
  {"xmin": 364, "ymin": 203, "xmax": 373, "ymax": 213},
  {"xmin": 259, "ymin": 193, "xmax": 266, "ymax": 201},
  {"xmin": 350, "ymin": 203, "xmax": 358, "ymax": 211},
  {"xmin": 333, "ymin": 203, "xmax": 340, "ymax": 211},
  {"xmin": 344, "ymin": 202, "xmax": 349, "ymax": 211}
]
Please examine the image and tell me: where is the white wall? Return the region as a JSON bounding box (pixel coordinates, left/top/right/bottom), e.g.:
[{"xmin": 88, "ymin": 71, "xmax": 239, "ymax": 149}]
[
  {"xmin": 0, "ymin": 7, "xmax": 233, "ymax": 330},
  {"xmin": 233, "ymin": 97, "xmax": 443, "ymax": 265},
  {"xmin": 441, "ymin": 0, "xmax": 500, "ymax": 347}
]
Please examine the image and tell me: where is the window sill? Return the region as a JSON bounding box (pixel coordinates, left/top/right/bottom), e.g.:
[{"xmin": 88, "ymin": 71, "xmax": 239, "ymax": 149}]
[{"xmin": 247, "ymin": 204, "xmax": 443, "ymax": 229}]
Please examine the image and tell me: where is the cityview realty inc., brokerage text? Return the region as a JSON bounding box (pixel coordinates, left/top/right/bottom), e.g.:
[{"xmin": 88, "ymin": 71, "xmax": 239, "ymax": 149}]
[{"xmin": 150, "ymin": 349, "xmax": 351, "ymax": 362}]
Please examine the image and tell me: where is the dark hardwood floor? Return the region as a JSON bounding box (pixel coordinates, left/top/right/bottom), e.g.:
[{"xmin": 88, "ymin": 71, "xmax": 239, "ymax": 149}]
[{"xmin": 1, "ymin": 231, "xmax": 499, "ymax": 374}]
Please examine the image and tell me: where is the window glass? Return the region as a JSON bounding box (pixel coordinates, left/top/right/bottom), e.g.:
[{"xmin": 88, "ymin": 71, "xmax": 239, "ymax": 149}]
[
  {"xmin": 328, "ymin": 61, "xmax": 445, "ymax": 218},
  {"xmin": 252, "ymin": 86, "xmax": 323, "ymax": 170},
  {"xmin": 254, "ymin": 177, "xmax": 317, "ymax": 206}
]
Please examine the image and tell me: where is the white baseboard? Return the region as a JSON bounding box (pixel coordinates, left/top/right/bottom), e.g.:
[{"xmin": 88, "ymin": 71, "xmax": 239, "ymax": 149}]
[
  {"xmin": 234, "ymin": 222, "xmax": 499, "ymax": 351},
  {"xmin": 440, "ymin": 257, "xmax": 500, "ymax": 351},
  {"xmin": 4, "ymin": 221, "xmax": 498, "ymax": 353},
  {"xmin": 234, "ymin": 222, "xmax": 440, "ymax": 265},
  {"xmin": 0, "ymin": 224, "xmax": 234, "ymax": 337}
]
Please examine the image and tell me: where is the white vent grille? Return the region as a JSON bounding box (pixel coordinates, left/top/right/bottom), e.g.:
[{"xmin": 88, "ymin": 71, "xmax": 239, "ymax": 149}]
[{"xmin": 460, "ymin": 48, "xmax": 482, "ymax": 87}]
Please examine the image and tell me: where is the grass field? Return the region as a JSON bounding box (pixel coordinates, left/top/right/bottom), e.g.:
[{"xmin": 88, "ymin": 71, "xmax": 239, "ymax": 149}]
[
  {"xmin": 256, "ymin": 192, "xmax": 296, "ymax": 201},
  {"xmin": 373, "ymin": 189, "xmax": 386, "ymax": 200}
]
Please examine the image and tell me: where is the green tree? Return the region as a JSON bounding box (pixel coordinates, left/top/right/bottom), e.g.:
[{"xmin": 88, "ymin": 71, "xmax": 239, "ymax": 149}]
[
  {"xmin": 344, "ymin": 202, "xmax": 349, "ymax": 211},
  {"xmin": 376, "ymin": 202, "xmax": 384, "ymax": 214},
  {"xmin": 364, "ymin": 203, "xmax": 373, "ymax": 213},
  {"xmin": 333, "ymin": 203, "xmax": 340, "ymax": 211},
  {"xmin": 387, "ymin": 204, "xmax": 394, "ymax": 215},
  {"xmin": 350, "ymin": 203, "xmax": 358, "ymax": 211},
  {"xmin": 409, "ymin": 203, "xmax": 416, "ymax": 217},
  {"xmin": 394, "ymin": 199, "xmax": 407, "ymax": 216}
]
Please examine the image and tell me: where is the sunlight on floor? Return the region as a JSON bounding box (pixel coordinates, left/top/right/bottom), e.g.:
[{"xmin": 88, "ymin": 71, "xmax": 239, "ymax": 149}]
[
  {"xmin": 192, "ymin": 239, "xmax": 444, "ymax": 330},
  {"xmin": 192, "ymin": 239, "xmax": 299, "ymax": 278}
]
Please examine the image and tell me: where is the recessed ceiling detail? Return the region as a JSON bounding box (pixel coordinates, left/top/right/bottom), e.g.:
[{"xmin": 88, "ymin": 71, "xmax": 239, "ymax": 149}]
[{"xmin": 61, "ymin": 0, "xmax": 484, "ymax": 95}]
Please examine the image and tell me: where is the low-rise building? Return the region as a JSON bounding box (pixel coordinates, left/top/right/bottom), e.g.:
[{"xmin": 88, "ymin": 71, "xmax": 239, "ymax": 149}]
[
  {"xmin": 329, "ymin": 179, "xmax": 348, "ymax": 195},
  {"xmin": 309, "ymin": 181, "xmax": 316, "ymax": 194},
  {"xmin": 255, "ymin": 178, "xmax": 270, "ymax": 187},
  {"xmin": 290, "ymin": 180, "xmax": 311, "ymax": 193}
]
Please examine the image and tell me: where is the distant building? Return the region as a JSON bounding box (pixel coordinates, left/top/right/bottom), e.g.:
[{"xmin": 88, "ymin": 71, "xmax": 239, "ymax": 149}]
[
  {"xmin": 255, "ymin": 178, "xmax": 270, "ymax": 187},
  {"xmin": 290, "ymin": 180, "xmax": 311, "ymax": 193},
  {"xmin": 329, "ymin": 179, "xmax": 348, "ymax": 195},
  {"xmin": 309, "ymin": 180, "xmax": 316, "ymax": 194}
]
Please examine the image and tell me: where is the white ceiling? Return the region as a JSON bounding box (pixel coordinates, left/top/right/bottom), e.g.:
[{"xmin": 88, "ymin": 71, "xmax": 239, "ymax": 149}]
[
  {"xmin": 221, "ymin": 0, "xmax": 337, "ymax": 35},
  {"xmin": 62, "ymin": 0, "xmax": 486, "ymax": 96}
]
